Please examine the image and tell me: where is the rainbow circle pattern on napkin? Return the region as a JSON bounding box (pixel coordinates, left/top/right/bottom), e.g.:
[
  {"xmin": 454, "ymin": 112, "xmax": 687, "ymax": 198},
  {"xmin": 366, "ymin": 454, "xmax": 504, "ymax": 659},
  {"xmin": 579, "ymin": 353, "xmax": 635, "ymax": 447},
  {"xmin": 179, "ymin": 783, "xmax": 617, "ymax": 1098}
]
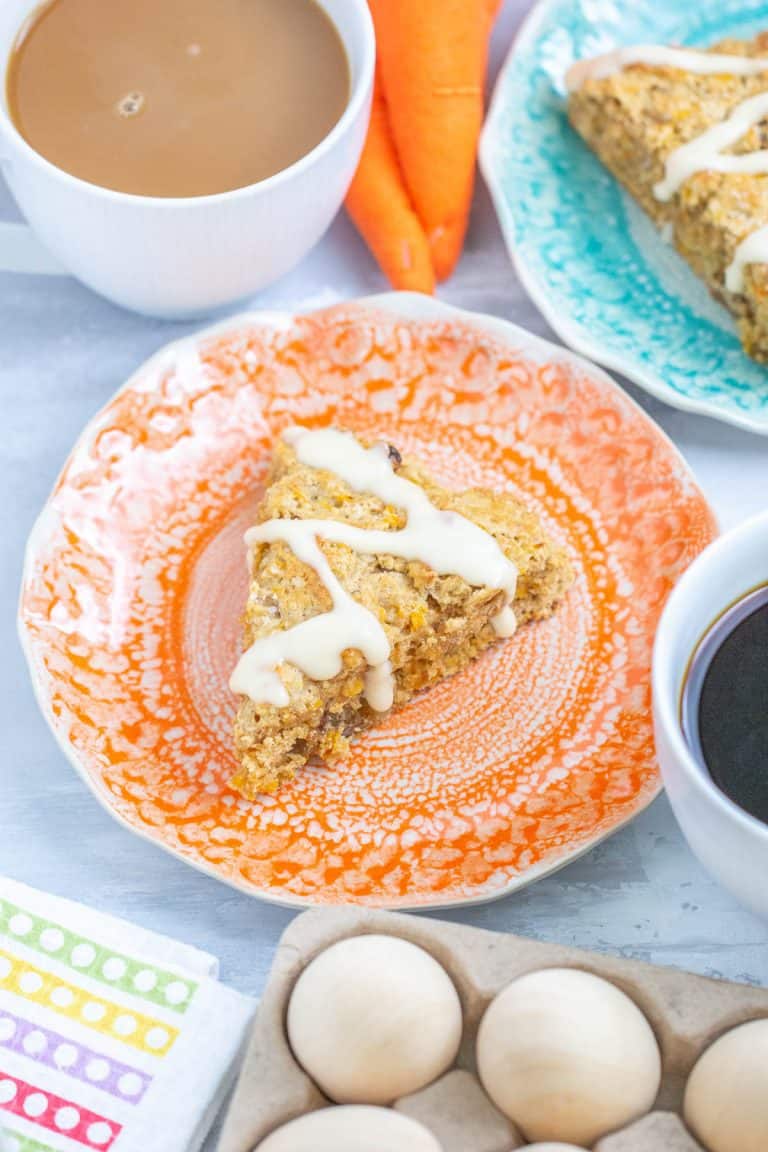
[{"xmin": 0, "ymin": 894, "xmax": 199, "ymax": 1152}]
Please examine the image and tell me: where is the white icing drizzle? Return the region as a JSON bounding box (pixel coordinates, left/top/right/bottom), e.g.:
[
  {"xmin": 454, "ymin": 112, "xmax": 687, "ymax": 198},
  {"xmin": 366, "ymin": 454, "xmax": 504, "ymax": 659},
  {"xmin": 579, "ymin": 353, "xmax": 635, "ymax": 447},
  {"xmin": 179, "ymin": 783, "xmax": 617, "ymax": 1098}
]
[
  {"xmin": 364, "ymin": 661, "xmax": 395, "ymax": 713},
  {"xmin": 726, "ymin": 223, "xmax": 768, "ymax": 291},
  {"xmin": 230, "ymin": 526, "xmax": 391, "ymax": 709},
  {"xmin": 650, "ymin": 91, "xmax": 768, "ymax": 288},
  {"xmin": 566, "ymin": 45, "xmax": 768, "ymax": 93},
  {"xmin": 654, "ymin": 91, "xmax": 768, "ymax": 200},
  {"xmin": 568, "ymin": 44, "xmax": 768, "ymax": 293},
  {"xmin": 229, "ymin": 428, "xmax": 519, "ymax": 711}
]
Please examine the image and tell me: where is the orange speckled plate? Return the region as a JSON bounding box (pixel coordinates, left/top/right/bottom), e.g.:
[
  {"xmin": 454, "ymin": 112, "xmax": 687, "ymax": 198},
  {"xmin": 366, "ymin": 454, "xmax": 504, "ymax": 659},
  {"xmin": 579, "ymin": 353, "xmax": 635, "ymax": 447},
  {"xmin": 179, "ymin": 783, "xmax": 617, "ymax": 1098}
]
[{"xmin": 19, "ymin": 294, "xmax": 716, "ymax": 908}]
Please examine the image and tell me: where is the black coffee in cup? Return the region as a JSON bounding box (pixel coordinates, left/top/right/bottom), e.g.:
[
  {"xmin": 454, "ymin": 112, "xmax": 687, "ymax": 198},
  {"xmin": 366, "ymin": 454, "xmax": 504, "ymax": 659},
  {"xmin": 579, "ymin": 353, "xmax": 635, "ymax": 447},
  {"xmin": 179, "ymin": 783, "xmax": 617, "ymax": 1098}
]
[{"xmin": 681, "ymin": 584, "xmax": 768, "ymax": 825}]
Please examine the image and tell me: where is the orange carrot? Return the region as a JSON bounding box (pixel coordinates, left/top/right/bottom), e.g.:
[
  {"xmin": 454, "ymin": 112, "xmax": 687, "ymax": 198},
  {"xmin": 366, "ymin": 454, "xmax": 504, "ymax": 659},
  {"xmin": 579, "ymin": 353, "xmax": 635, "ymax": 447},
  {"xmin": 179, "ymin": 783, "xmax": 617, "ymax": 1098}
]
[
  {"xmin": 371, "ymin": 0, "xmax": 497, "ymax": 281},
  {"xmin": 345, "ymin": 70, "xmax": 435, "ymax": 294}
]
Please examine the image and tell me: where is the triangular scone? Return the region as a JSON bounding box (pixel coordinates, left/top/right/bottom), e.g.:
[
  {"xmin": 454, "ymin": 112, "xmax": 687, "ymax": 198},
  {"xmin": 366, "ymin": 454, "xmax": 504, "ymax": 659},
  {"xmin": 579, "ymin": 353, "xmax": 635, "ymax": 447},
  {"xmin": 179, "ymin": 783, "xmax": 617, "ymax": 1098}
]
[
  {"xmin": 231, "ymin": 430, "xmax": 572, "ymax": 797},
  {"xmin": 567, "ymin": 33, "xmax": 768, "ymax": 361}
]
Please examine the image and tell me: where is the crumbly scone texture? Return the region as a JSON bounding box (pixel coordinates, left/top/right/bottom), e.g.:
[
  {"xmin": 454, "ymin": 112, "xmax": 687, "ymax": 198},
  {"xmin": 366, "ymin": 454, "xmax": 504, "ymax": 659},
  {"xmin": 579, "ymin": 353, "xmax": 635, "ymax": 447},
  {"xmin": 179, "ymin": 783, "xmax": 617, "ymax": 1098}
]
[
  {"xmin": 232, "ymin": 435, "xmax": 573, "ymax": 798},
  {"xmin": 568, "ymin": 33, "xmax": 768, "ymax": 362}
]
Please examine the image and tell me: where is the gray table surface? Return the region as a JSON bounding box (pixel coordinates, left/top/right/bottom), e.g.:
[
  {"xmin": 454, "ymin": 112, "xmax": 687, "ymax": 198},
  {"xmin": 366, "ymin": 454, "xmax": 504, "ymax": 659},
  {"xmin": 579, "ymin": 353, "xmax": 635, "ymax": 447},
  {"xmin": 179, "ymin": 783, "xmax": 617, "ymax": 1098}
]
[{"xmin": 2, "ymin": 5, "xmax": 768, "ymax": 1143}]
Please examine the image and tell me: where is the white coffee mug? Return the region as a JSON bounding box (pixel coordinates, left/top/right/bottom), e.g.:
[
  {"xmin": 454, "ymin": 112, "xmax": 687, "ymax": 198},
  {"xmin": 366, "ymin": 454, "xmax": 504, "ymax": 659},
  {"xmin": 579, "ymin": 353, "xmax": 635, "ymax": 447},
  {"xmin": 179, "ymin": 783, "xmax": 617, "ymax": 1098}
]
[
  {"xmin": 0, "ymin": 0, "xmax": 374, "ymax": 317},
  {"xmin": 653, "ymin": 511, "xmax": 768, "ymax": 920}
]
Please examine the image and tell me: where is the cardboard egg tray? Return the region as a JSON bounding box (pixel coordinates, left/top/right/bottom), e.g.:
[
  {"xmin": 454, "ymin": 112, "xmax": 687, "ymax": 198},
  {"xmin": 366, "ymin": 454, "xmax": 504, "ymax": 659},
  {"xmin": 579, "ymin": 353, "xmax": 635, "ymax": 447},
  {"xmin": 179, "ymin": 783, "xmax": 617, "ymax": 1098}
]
[{"xmin": 218, "ymin": 908, "xmax": 768, "ymax": 1151}]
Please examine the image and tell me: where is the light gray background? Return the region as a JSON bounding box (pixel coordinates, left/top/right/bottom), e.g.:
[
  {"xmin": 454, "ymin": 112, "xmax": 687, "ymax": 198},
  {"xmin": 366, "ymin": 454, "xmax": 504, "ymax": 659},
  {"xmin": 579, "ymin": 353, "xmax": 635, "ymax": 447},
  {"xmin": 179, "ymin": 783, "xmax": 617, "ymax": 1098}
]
[{"xmin": 2, "ymin": 3, "xmax": 768, "ymax": 1105}]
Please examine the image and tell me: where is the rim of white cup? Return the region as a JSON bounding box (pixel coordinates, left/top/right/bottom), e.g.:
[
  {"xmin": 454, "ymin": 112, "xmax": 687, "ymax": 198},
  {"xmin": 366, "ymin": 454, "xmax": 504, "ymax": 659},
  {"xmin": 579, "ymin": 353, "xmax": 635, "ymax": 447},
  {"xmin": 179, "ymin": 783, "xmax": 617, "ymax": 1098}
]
[
  {"xmin": 0, "ymin": 0, "xmax": 375, "ymax": 207},
  {"xmin": 653, "ymin": 509, "xmax": 768, "ymax": 842}
]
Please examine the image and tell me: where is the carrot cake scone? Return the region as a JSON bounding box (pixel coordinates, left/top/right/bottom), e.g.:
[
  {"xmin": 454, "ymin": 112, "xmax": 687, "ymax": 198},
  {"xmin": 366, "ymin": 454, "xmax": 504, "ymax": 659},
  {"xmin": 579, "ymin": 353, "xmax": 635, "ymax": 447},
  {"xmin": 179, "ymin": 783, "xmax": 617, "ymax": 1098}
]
[
  {"xmin": 567, "ymin": 34, "xmax": 768, "ymax": 361},
  {"xmin": 229, "ymin": 427, "xmax": 572, "ymax": 798}
]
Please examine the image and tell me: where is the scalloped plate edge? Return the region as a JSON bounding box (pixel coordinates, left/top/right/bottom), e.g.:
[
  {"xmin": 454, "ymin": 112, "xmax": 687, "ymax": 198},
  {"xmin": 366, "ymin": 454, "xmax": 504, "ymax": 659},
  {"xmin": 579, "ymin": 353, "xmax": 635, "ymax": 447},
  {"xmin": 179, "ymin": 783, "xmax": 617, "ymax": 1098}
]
[
  {"xmin": 480, "ymin": 0, "xmax": 768, "ymax": 437},
  {"xmin": 18, "ymin": 291, "xmax": 707, "ymax": 910}
]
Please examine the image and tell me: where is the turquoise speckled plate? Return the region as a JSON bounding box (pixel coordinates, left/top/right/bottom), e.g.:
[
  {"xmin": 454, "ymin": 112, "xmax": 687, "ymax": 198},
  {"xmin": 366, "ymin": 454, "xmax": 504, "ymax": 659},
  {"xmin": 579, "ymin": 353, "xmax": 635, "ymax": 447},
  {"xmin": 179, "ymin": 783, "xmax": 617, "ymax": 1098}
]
[{"xmin": 480, "ymin": 0, "xmax": 768, "ymax": 434}]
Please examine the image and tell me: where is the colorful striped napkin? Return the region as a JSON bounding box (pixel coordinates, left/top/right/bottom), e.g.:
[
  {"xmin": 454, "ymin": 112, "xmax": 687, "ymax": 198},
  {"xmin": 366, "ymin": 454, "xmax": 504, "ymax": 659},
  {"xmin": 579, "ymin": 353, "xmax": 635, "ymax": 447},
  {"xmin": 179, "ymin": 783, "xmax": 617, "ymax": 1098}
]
[{"xmin": 0, "ymin": 877, "xmax": 254, "ymax": 1152}]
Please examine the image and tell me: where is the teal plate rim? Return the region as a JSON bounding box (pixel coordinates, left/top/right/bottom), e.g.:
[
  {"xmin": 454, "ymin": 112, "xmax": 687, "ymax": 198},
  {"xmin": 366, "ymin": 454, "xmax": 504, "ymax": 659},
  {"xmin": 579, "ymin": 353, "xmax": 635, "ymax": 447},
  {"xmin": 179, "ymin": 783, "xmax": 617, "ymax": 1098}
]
[{"xmin": 480, "ymin": 0, "xmax": 768, "ymax": 435}]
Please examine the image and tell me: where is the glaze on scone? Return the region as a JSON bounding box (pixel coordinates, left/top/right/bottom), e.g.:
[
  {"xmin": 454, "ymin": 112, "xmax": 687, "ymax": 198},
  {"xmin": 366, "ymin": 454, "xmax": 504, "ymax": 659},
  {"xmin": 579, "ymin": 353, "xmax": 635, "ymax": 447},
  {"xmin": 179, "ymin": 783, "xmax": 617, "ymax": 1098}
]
[
  {"xmin": 568, "ymin": 34, "xmax": 768, "ymax": 361},
  {"xmin": 231, "ymin": 432, "xmax": 573, "ymax": 797}
]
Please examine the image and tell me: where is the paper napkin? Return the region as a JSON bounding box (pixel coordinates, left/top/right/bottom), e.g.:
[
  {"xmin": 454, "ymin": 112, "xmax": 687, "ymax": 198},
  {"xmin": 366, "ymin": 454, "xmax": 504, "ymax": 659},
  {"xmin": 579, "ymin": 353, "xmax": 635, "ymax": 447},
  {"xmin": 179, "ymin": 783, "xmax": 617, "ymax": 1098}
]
[{"xmin": 0, "ymin": 877, "xmax": 254, "ymax": 1152}]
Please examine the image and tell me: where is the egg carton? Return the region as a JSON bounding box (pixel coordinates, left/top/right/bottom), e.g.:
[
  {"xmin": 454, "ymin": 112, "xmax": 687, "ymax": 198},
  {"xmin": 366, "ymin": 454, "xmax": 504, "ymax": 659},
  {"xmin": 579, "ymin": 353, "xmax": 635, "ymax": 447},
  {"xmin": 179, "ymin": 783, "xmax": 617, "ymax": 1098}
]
[{"xmin": 217, "ymin": 908, "xmax": 768, "ymax": 1152}]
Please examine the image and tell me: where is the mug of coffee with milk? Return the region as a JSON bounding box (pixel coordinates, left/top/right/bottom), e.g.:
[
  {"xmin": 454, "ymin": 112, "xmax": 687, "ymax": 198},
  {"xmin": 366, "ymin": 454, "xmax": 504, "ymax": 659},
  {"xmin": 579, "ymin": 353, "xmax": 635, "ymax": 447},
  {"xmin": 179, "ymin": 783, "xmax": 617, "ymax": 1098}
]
[{"xmin": 0, "ymin": 0, "xmax": 374, "ymax": 316}]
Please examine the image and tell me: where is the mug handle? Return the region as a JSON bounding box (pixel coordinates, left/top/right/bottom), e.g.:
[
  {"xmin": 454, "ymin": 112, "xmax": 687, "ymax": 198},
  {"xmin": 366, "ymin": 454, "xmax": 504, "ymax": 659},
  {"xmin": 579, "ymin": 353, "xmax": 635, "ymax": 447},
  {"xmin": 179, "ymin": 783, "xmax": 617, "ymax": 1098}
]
[{"xmin": 0, "ymin": 220, "xmax": 67, "ymax": 275}]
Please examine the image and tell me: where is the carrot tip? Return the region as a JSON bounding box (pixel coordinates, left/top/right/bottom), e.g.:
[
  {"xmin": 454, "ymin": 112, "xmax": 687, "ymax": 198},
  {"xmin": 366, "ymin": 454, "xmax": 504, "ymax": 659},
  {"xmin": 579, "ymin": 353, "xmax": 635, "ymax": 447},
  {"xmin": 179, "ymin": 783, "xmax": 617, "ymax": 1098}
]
[{"xmin": 430, "ymin": 223, "xmax": 467, "ymax": 282}]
